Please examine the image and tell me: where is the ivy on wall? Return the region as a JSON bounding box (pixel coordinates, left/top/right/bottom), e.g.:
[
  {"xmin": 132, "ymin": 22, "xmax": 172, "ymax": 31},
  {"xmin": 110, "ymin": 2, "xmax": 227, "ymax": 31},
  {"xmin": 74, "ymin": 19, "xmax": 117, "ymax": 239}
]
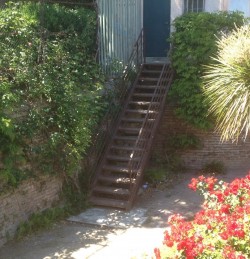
[
  {"xmin": 169, "ymin": 11, "xmax": 245, "ymax": 129},
  {"xmin": 0, "ymin": 2, "xmax": 105, "ymax": 191}
]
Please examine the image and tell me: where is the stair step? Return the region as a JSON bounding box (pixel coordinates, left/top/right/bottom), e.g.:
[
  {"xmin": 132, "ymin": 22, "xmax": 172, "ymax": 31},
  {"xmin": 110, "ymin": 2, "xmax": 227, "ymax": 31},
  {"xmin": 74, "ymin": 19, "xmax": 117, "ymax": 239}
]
[
  {"xmin": 113, "ymin": 136, "xmax": 138, "ymax": 141},
  {"xmin": 89, "ymin": 197, "xmax": 128, "ymax": 209},
  {"xmin": 118, "ymin": 127, "xmax": 141, "ymax": 133},
  {"xmin": 129, "ymin": 101, "xmax": 160, "ymax": 106},
  {"xmin": 121, "ymin": 118, "xmax": 144, "ymax": 123},
  {"xmin": 125, "ymin": 109, "xmax": 158, "ymax": 114},
  {"xmin": 110, "ymin": 145, "xmax": 143, "ymax": 151},
  {"xmin": 143, "ymin": 63, "xmax": 164, "ymax": 69},
  {"xmin": 103, "ymin": 165, "xmax": 137, "ymax": 173},
  {"xmin": 132, "ymin": 93, "xmax": 161, "ymax": 98},
  {"xmin": 93, "ymin": 186, "xmax": 130, "ymax": 196},
  {"xmin": 98, "ymin": 175, "xmax": 135, "ymax": 184},
  {"xmin": 142, "ymin": 69, "xmax": 161, "ymax": 74},
  {"xmin": 135, "ymin": 85, "xmax": 161, "ymax": 89},
  {"xmin": 139, "ymin": 77, "xmax": 158, "ymax": 82},
  {"xmin": 107, "ymin": 155, "xmax": 140, "ymax": 162}
]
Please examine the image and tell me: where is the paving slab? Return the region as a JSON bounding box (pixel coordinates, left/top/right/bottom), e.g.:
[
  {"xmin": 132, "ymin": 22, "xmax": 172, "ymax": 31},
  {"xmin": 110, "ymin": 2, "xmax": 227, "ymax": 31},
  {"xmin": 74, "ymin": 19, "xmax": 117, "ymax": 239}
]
[{"xmin": 68, "ymin": 207, "xmax": 148, "ymax": 229}]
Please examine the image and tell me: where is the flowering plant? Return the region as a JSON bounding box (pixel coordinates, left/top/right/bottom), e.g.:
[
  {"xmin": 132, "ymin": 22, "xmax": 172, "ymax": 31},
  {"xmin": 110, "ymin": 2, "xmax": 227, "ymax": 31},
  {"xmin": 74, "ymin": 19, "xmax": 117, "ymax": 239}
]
[{"xmin": 154, "ymin": 173, "xmax": 250, "ymax": 259}]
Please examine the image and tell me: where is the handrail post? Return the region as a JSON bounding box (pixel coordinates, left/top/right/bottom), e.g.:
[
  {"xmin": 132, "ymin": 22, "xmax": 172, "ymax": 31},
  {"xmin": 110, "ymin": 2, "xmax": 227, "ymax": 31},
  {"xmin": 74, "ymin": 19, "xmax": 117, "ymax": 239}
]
[
  {"xmin": 136, "ymin": 41, "xmax": 139, "ymax": 68},
  {"xmin": 143, "ymin": 29, "xmax": 146, "ymax": 64}
]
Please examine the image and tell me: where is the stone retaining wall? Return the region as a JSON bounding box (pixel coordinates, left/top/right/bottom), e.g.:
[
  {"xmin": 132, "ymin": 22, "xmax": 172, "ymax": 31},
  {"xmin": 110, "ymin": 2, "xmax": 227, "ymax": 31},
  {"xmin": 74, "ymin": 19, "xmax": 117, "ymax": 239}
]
[
  {"xmin": 152, "ymin": 104, "xmax": 250, "ymax": 170},
  {"xmin": 0, "ymin": 176, "xmax": 62, "ymax": 247}
]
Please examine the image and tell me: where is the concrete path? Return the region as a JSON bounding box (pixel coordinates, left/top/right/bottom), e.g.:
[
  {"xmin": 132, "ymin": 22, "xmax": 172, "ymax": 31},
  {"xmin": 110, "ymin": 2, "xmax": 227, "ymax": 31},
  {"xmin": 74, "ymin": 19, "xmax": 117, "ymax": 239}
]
[{"xmin": 0, "ymin": 168, "xmax": 248, "ymax": 259}]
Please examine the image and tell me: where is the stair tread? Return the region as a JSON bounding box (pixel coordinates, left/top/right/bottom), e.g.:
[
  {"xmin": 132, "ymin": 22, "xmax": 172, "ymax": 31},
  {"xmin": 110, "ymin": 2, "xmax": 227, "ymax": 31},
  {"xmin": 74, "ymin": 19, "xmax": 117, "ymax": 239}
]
[
  {"xmin": 133, "ymin": 93, "xmax": 161, "ymax": 97},
  {"xmin": 107, "ymin": 155, "xmax": 140, "ymax": 161},
  {"xmin": 98, "ymin": 175, "xmax": 135, "ymax": 184},
  {"xmin": 103, "ymin": 165, "xmax": 137, "ymax": 173},
  {"xmin": 89, "ymin": 196, "xmax": 128, "ymax": 209},
  {"xmin": 139, "ymin": 77, "xmax": 158, "ymax": 81},
  {"xmin": 110, "ymin": 145, "xmax": 143, "ymax": 151},
  {"xmin": 121, "ymin": 118, "xmax": 144, "ymax": 123},
  {"xmin": 143, "ymin": 63, "xmax": 164, "ymax": 68},
  {"xmin": 129, "ymin": 101, "xmax": 160, "ymax": 105},
  {"xmin": 125, "ymin": 109, "xmax": 158, "ymax": 114},
  {"xmin": 142, "ymin": 70, "xmax": 161, "ymax": 73},
  {"xmin": 118, "ymin": 126, "xmax": 141, "ymax": 131},
  {"xmin": 135, "ymin": 85, "xmax": 161, "ymax": 89},
  {"xmin": 113, "ymin": 136, "xmax": 139, "ymax": 141},
  {"xmin": 93, "ymin": 186, "xmax": 130, "ymax": 196}
]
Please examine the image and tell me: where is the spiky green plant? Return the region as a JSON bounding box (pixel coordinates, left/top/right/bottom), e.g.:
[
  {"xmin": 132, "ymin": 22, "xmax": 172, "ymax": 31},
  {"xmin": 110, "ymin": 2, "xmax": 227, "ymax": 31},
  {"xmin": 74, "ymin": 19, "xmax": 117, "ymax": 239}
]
[{"xmin": 203, "ymin": 25, "xmax": 250, "ymax": 142}]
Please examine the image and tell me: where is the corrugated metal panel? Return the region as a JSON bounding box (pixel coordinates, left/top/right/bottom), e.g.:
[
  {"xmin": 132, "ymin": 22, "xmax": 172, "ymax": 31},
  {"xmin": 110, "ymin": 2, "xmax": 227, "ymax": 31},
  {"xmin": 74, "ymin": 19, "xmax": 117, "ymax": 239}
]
[{"xmin": 97, "ymin": 0, "xmax": 143, "ymax": 76}]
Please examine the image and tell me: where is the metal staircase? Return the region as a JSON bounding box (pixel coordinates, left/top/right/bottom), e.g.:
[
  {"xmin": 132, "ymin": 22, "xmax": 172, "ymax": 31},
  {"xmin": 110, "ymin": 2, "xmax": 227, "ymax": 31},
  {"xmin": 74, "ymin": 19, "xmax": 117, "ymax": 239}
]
[{"xmin": 89, "ymin": 62, "xmax": 173, "ymax": 210}]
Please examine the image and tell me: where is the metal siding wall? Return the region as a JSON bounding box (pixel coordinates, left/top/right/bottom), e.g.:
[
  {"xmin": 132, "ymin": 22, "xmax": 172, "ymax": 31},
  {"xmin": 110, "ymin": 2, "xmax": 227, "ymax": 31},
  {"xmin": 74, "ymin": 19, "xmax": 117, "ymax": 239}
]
[{"xmin": 97, "ymin": 0, "xmax": 143, "ymax": 76}]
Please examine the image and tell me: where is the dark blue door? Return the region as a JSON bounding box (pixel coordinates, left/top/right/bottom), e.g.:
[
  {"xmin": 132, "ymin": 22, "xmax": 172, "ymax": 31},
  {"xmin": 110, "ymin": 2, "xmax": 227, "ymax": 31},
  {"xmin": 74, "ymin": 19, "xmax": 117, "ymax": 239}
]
[{"xmin": 144, "ymin": 0, "xmax": 171, "ymax": 57}]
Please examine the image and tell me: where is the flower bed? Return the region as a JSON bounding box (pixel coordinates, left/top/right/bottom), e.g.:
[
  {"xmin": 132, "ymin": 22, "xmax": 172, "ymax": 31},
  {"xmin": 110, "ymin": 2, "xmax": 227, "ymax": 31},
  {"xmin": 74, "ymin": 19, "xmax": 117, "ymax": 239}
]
[{"xmin": 154, "ymin": 173, "xmax": 250, "ymax": 258}]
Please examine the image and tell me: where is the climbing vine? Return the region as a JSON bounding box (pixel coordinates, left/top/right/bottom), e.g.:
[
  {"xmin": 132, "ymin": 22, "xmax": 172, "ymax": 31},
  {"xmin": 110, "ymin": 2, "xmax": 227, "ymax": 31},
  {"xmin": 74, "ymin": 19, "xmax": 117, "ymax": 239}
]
[
  {"xmin": 169, "ymin": 11, "xmax": 245, "ymax": 129},
  {"xmin": 0, "ymin": 2, "xmax": 105, "ymax": 191}
]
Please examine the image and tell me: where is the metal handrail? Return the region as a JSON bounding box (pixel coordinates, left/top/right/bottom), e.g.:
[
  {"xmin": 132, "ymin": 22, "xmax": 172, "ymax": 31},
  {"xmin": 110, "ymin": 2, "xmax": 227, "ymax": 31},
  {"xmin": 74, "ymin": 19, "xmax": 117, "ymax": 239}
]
[
  {"xmin": 126, "ymin": 64, "xmax": 173, "ymax": 208},
  {"xmin": 86, "ymin": 28, "xmax": 144, "ymax": 182}
]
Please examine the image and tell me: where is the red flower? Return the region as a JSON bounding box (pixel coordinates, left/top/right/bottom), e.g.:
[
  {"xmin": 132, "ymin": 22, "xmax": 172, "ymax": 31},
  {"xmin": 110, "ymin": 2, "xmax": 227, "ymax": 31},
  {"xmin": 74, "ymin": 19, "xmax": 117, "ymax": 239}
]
[
  {"xmin": 220, "ymin": 231, "xmax": 229, "ymax": 240},
  {"xmin": 211, "ymin": 190, "xmax": 225, "ymax": 202},
  {"xmin": 168, "ymin": 214, "xmax": 185, "ymax": 224},
  {"xmin": 154, "ymin": 248, "xmax": 161, "ymax": 259},
  {"xmin": 227, "ymin": 221, "xmax": 245, "ymax": 239},
  {"xmin": 188, "ymin": 178, "xmax": 199, "ymax": 191},
  {"xmin": 164, "ymin": 231, "xmax": 174, "ymax": 247},
  {"xmin": 195, "ymin": 210, "xmax": 206, "ymax": 224},
  {"xmin": 164, "ymin": 239, "xmax": 174, "ymax": 247},
  {"xmin": 220, "ymin": 204, "xmax": 230, "ymax": 214},
  {"xmin": 177, "ymin": 240, "xmax": 186, "ymax": 251},
  {"xmin": 206, "ymin": 176, "xmax": 217, "ymax": 191},
  {"xmin": 154, "ymin": 174, "xmax": 250, "ymax": 259}
]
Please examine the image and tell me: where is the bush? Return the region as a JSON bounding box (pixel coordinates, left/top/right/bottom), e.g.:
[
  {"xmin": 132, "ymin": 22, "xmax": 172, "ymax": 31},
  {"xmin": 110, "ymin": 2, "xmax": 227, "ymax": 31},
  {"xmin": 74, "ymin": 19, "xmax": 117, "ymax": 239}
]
[
  {"xmin": 200, "ymin": 160, "xmax": 225, "ymax": 175},
  {"xmin": 0, "ymin": 2, "xmax": 105, "ymax": 190},
  {"xmin": 154, "ymin": 174, "xmax": 250, "ymax": 258},
  {"xmin": 203, "ymin": 25, "xmax": 250, "ymax": 142},
  {"xmin": 169, "ymin": 12, "xmax": 245, "ymax": 129},
  {"xmin": 167, "ymin": 134, "xmax": 201, "ymax": 150}
]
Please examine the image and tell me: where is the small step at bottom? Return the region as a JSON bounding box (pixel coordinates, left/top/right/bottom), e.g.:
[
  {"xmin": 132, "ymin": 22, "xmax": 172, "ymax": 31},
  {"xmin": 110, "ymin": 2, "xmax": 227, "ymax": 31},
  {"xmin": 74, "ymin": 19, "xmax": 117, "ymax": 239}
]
[{"xmin": 68, "ymin": 207, "xmax": 148, "ymax": 228}]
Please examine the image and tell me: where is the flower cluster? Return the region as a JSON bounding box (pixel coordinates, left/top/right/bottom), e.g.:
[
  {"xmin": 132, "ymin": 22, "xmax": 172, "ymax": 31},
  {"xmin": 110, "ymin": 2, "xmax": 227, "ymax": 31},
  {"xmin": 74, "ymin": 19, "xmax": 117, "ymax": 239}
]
[{"xmin": 154, "ymin": 173, "xmax": 250, "ymax": 259}]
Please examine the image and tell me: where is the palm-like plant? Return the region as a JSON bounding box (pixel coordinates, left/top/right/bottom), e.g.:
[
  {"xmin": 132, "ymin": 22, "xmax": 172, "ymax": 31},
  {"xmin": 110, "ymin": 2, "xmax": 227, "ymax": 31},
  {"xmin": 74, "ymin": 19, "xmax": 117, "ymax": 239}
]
[{"xmin": 203, "ymin": 25, "xmax": 250, "ymax": 142}]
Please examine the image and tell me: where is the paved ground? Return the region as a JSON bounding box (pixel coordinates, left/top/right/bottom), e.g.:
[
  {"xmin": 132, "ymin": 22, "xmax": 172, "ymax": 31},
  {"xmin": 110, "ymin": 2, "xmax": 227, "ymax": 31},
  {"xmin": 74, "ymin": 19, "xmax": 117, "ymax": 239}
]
[{"xmin": 0, "ymin": 168, "xmax": 249, "ymax": 259}]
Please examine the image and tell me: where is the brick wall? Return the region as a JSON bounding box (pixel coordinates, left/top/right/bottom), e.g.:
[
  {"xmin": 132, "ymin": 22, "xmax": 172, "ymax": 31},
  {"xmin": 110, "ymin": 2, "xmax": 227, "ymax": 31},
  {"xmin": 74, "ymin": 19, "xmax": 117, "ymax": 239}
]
[
  {"xmin": 0, "ymin": 176, "xmax": 62, "ymax": 247},
  {"xmin": 152, "ymin": 104, "xmax": 250, "ymax": 170}
]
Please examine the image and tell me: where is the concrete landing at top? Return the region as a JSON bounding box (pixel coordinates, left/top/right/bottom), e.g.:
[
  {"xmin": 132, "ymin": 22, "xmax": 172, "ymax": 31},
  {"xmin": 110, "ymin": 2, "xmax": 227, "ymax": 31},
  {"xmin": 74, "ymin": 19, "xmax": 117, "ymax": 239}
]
[{"xmin": 145, "ymin": 57, "xmax": 170, "ymax": 64}]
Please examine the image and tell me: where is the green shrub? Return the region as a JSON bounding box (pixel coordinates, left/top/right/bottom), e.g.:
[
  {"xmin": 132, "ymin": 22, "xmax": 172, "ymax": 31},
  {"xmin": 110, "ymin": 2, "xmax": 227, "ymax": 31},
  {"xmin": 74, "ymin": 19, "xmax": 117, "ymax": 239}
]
[
  {"xmin": 0, "ymin": 2, "xmax": 105, "ymax": 190},
  {"xmin": 169, "ymin": 11, "xmax": 245, "ymax": 129},
  {"xmin": 167, "ymin": 134, "xmax": 201, "ymax": 150},
  {"xmin": 16, "ymin": 207, "xmax": 68, "ymax": 239},
  {"xmin": 201, "ymin": 160, "xmax": 226, "ymax": 175},
  {"xmin": 203, "ymin": 25, "xmax": 250, "ymax": 142},
  {"xmin": 144, "ymin": 167, "xmax": 170, "ymax": 185}
]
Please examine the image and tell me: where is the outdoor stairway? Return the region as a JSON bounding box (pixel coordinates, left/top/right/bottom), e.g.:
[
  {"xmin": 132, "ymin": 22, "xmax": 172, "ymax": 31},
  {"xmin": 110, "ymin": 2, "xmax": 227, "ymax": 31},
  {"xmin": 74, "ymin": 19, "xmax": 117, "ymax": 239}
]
[{"xmin": 89, "ymin": 63, "xmax": 173, "ymax": 210}]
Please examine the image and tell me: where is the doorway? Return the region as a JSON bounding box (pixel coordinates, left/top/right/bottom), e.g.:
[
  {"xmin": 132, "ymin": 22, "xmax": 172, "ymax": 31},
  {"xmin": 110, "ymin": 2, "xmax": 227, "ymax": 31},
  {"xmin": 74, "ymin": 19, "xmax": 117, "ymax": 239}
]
[{"xmin": 143, "ymin": 0, "xmax": 171, "ymax": 57}]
